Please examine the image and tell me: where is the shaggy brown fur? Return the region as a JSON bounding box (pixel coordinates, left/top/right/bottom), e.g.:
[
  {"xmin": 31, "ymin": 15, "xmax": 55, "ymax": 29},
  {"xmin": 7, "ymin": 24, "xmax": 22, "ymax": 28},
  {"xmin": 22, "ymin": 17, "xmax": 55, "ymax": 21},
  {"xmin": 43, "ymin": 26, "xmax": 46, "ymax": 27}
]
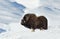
[{"xmin": 21, "ymin": 14, "xmax": 48, "ymax": 31}]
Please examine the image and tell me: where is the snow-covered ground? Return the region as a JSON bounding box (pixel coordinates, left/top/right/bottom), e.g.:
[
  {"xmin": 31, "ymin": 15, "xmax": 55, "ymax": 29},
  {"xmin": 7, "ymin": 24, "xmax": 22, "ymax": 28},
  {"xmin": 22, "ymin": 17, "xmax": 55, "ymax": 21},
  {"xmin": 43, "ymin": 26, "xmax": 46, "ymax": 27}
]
[
  {"xmin": 0, "ymin": 22, "xmax": 60, "ymax": 39},
  {"xmin": 0, "ymin": 0, "xmax": 60, "ymax": 39},
  {"xmin": 0, "ymin": 0, "xmax": 25, "ymax": 24}
]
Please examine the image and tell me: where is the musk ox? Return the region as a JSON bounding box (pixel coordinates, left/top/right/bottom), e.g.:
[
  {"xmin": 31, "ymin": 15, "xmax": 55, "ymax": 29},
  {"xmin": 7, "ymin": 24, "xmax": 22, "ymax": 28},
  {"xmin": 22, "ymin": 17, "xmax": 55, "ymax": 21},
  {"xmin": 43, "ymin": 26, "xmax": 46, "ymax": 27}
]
[{"xmin": 21, "ymin": 14, "xmax": 48, "ymax": 31}]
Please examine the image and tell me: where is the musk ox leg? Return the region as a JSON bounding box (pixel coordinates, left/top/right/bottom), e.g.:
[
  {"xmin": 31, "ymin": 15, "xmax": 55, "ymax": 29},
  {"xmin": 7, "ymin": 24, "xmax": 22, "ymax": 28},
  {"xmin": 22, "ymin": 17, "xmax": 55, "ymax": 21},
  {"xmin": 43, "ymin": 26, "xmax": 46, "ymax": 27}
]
[
  {"xmin": 30, "ymin": 27, "xmax": 35, "ymax": 32},
  {"xmin": 39, "ymin": 26, "xmax": 47, "ymax": 30},
  {"xmin": 42, "ymin": 21, "xmax": 48, "ymax": 30},
  {"xmin": 31, "ymin": 29, "xmax": 35, "ymax": 32},
  {"xmin": 42, "ymin": 26, "xmax": 47, "ymax": 30},
  {"xmin": 40, "ymin": 27, "xmax": 44, "ymax": 30}
]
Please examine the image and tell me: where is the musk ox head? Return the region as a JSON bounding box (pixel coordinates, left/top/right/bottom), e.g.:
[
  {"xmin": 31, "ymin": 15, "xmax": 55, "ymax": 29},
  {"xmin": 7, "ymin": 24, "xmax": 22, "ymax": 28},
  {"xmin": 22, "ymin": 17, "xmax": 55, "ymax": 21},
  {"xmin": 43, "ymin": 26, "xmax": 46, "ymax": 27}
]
[
  {"xmin": 21, "ymin": 14, "xmax": 30, "ymax": 25},
  {"xmin": 21, "ymin": 13, "xmax": 48, "ymax": 32},
  {"xmin": 21, "ymin": 14, "xmax": 37, "ymax": 29}
]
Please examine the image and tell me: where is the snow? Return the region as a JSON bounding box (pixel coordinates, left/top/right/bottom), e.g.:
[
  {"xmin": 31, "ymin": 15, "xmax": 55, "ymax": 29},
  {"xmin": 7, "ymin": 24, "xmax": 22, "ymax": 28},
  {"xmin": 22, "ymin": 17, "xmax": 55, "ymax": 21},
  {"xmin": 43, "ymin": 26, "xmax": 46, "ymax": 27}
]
[
  {"xmin": 15, "ymin": 0, "xmax": 42, "ymax": 9},
  {"xmin": 0, "ymin": 0, "xmax": 25, "ymax": 24},
  {"xmin": 0, "ymin": 22, "xmax": 60, "ymax": 39}
]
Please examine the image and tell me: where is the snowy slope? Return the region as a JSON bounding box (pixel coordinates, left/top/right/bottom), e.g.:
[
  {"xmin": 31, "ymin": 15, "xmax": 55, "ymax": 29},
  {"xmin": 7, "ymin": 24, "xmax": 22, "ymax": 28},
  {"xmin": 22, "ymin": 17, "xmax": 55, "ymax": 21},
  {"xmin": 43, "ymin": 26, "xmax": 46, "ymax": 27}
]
[
  {"xmin": 0, "ymin": 0, "xmax": 25, "ymax": 34},
  {"xmin": 15, "ymin": 0, "xmax": 40, "ymax": 9},
  {"xmin": 0, "ymin": 0, "xmax": 25, "ymax": 24}
]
